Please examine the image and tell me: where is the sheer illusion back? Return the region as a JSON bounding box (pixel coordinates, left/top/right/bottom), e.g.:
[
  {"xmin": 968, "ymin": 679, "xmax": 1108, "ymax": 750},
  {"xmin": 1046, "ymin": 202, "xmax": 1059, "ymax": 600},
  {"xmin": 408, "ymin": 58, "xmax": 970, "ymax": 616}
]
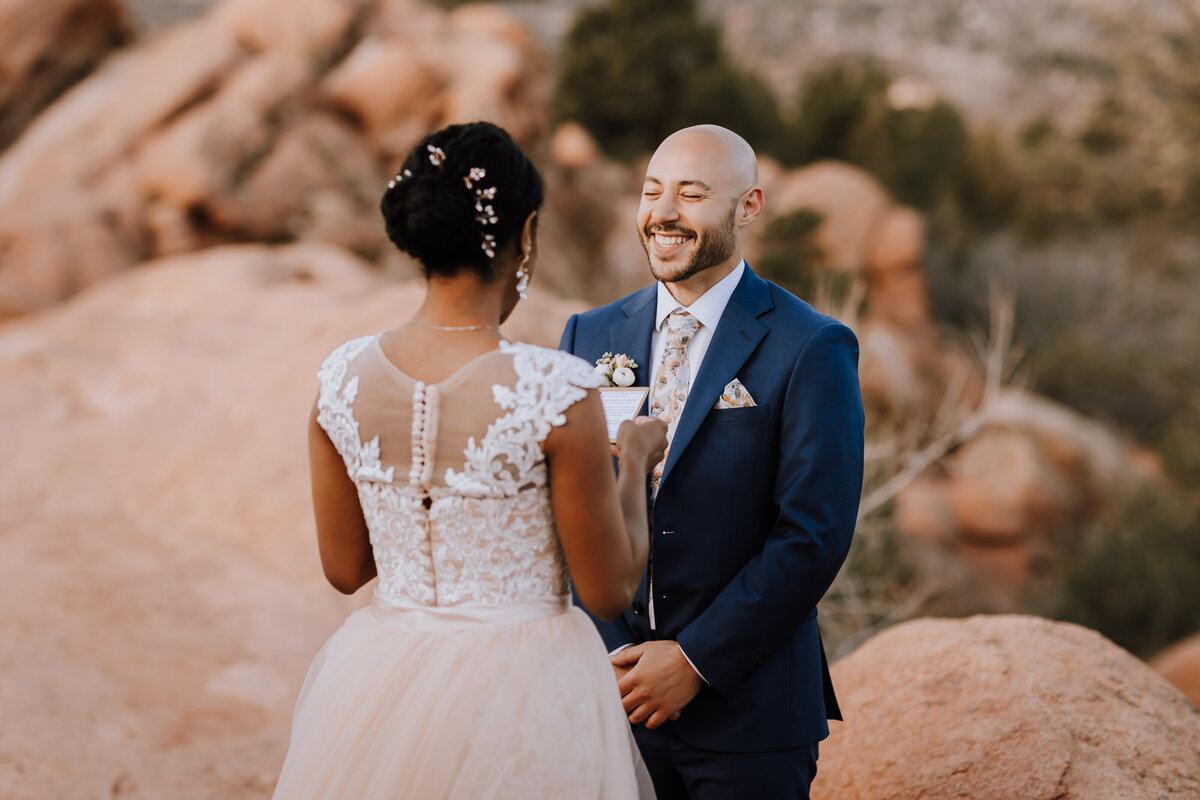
[{"xmin": 316, "ymin": 335, "xmax": 605, "ymax": 608}]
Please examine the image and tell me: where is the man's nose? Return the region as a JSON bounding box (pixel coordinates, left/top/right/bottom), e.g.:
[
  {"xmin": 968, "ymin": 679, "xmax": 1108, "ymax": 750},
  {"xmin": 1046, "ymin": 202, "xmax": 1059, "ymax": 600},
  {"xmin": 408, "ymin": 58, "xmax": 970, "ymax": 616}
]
[{"xmin": 649, "ymin": 194, "xmax": 679, "ymax": 223}]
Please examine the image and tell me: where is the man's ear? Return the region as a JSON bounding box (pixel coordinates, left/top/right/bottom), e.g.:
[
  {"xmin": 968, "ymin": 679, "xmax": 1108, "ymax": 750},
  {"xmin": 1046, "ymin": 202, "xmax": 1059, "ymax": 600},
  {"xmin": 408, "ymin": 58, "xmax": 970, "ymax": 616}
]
[{"xmin": 739, "ymin": 187, "xmax": 764, "ymax": 228}]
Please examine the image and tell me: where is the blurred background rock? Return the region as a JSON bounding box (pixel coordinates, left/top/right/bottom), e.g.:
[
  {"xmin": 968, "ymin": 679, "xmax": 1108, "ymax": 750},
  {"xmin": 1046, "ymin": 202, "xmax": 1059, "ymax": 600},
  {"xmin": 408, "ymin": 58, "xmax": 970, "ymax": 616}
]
[{"xmin": 2, "ymin": 0, "xmax": 1198, "ymax": 797}]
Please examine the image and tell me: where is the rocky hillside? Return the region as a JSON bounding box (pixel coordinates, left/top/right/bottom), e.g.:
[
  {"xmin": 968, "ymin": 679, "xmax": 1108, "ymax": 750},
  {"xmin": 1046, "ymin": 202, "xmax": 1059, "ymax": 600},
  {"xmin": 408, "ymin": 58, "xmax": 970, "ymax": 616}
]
[
  {"xmin": 510, "ymin": 0, "xmax": 1121, "ymax": 127},
  {"xmin": 123, "ymin": 0, "xmax": 1124, "ymax": 126}
]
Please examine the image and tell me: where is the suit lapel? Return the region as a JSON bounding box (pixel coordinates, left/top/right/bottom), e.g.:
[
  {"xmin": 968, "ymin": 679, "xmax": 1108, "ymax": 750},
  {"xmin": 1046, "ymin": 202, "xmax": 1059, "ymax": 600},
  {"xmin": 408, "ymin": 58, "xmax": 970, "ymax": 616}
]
[{"xmin": 660, "ymin": 267, "xmax": 773, "ymax": 485}]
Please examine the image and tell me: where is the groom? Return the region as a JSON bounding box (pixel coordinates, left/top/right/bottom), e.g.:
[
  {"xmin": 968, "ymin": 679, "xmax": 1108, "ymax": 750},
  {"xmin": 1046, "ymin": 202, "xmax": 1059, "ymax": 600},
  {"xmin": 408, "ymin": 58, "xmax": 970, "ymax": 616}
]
[{"xmin": 559, "ymin": 125, "xmax": 864, "ymax": 798}]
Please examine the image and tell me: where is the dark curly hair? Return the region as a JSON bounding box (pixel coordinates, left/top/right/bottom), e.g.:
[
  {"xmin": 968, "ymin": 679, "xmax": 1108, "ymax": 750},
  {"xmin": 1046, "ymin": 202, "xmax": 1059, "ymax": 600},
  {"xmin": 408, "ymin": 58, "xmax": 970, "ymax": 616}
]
[{"xmin": 381, "ymin": 122, "xmax": 545, "ymax": 280}]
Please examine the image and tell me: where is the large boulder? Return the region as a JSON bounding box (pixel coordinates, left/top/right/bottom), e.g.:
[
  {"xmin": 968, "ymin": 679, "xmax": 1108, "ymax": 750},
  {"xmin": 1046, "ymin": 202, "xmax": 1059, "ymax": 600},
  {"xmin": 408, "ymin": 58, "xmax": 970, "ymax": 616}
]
[
  {"xmin": 549, "ymin": 121, "xmax": 601, "ymax": 170},
  {"xmin": 814, "ymin": 615, "xmax": 1200, "ymax": 800},
  {"xmin": 0, "ymin": 21, "xmax": 247, "ymax": 203},
  {"xmin": 0, "ymin": 19, "xmax": 249, "ymax": 318},
  {"xmin": 204, "ymin": 112, "xmax": 381, "ymax": 253},
  {"xmin": 134, "ymin": 52, "xmax": 316, "ymax": 208},
  {"xmin": 0, "ymin": 242, "xmax": 584, "ymax": 798},
  {"xmin": 894, "ymin": 389, "xmax": 1140, "ymax": 606},
  {"xmin": 758, "ymin": 160, "xmax": 891, "ymax": 275},
  {"xmin": 1152, "ymin": 633, "xmax": 1200, "ymax": 708},
  {"xmin": 862, "ymin": 206, "xmax": 930, "ymax": 331},
  {"xmin": 0, "ymin": 0, "xmax": 131, "ymax": 151},
  {"xmin": 209, "ymin": 0, "xmax": 367, "ymax": 61}
]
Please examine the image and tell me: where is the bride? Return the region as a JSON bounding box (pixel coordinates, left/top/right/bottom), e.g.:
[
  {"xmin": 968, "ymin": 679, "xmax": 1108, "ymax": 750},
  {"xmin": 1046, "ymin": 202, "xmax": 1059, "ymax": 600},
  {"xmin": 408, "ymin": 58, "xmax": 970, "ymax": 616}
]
[{"xmin": 272, "ymin": 121, "xmax": 664, "ymax": 799}]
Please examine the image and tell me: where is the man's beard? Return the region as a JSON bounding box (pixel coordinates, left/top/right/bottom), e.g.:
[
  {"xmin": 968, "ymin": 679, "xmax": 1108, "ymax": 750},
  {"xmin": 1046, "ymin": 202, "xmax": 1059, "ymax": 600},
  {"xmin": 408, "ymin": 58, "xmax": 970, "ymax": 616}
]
[{"xmin": 640, "ymin": 206, "xmax": 737, "ymax": 283}]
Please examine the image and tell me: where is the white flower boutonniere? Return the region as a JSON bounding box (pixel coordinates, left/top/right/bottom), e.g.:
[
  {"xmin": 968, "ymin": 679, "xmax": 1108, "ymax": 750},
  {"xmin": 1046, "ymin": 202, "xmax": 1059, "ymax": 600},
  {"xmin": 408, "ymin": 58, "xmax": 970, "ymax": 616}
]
[{"xmin": 594, "ymin": 352, "xmax": 638, "ymax": 387}]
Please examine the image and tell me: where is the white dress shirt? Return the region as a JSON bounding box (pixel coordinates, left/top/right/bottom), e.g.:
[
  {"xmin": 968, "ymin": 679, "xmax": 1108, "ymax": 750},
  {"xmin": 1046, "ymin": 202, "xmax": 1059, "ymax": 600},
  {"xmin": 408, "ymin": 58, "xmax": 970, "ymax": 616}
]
[{"xmin": 613, "ymin": 260, "xmax": 747, "ymax": 682}]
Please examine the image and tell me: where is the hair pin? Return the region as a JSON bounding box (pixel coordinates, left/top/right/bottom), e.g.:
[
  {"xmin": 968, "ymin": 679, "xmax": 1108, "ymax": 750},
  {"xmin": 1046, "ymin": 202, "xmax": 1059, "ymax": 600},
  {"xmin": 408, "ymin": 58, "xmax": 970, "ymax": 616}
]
[
  {"xmin": 463, "ymin": 167, "xmax": 487, "ymax": 189},
  {"xmin": 427, "ymin": 144, "xmax": 445, "ymax": 166},
  {"xmin": 464, "ymin": 165, "xmax": 500, "ymax": 258},
  {"xmin": 387, "ymin": 168, "xmax": 412, "ymax": 190}
]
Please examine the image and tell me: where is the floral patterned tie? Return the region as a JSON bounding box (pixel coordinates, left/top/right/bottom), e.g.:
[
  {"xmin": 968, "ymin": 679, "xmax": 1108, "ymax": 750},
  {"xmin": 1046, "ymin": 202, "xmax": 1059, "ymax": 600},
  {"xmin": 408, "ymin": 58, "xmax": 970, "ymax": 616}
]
[{"xmin": 649, "ymin": 310, "xmax": 701, "ymax": 490}]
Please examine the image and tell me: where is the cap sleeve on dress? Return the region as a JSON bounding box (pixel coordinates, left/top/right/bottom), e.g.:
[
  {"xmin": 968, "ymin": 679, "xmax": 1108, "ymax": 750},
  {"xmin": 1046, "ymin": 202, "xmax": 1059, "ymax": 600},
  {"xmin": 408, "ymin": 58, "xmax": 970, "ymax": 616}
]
[
  {"xmin": 314, "ymin": 335, "xmax": 376, "ymax": 467},
  {"xmin": 496, "ymin": 342, "xmax": 606, "ymax": 440},
  {"xmin": 557, "ymin": 350, "xmax": 610, "ymax": 393}
]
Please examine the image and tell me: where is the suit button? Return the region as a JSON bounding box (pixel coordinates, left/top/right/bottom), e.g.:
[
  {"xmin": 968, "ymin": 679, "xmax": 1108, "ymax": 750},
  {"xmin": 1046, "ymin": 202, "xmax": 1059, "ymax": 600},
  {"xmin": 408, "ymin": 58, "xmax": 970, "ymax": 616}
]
[{"xmin": 632, "ymin": 601, "xmax": 645, "ymax": 615}]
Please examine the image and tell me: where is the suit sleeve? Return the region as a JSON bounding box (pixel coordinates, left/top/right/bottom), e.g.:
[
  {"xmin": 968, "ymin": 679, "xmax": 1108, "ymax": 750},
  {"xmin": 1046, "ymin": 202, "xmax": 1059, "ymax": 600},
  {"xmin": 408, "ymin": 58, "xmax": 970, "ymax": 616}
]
[
  {"xmin": 675, "ymin": 321, "xmax": 865, "ymax": 693},
  {"xmin": 559, "ymin": 311, "xmax": 640, "ymax": 652}
]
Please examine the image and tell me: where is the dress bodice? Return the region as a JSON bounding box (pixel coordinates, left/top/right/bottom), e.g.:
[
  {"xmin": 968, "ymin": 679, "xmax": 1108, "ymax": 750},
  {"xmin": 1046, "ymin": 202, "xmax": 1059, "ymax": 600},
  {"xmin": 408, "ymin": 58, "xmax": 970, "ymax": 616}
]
[{"xmin": 315, "ymin": 335, "xmax": 605, "ymax": 608}]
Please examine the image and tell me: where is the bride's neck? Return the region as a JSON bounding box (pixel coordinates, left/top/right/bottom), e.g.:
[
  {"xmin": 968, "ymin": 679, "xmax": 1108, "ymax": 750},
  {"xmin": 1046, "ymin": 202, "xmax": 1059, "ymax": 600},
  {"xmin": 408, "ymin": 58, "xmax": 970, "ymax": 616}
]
[{"xmin": 417, "ymin": 273, "xmax": 505, "ymax": 328}]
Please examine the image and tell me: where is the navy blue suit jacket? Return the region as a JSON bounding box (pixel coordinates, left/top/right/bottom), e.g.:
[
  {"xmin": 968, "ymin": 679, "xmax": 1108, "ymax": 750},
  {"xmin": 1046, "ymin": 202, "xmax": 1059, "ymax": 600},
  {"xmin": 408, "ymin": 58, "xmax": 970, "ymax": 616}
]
[{"xmin": 559, "ymin": 265, "xmax": 864, "ymax": 753}]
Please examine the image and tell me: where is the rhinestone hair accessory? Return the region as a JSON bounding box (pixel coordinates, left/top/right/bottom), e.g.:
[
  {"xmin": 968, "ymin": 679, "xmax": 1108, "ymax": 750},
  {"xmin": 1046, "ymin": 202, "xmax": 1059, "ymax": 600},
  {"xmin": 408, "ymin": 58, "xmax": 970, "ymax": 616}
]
[
  {"xmin": 386, "ymin": 168, "xmax": 413, "ymax": 190},
  {"xmin": 427, "ymin": 144, "xmax": 446, "ymax": 166},
  {"xmin": 463, "ymin": 165, "xmax": 499, "ymax": 259}
]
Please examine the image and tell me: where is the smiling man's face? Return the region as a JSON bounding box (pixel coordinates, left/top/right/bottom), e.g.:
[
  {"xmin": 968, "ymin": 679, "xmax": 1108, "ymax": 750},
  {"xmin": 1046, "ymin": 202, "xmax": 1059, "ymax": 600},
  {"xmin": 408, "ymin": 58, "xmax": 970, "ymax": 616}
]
[{"xmin": 637, "ymin": 128, "xmax": 756, "ymax": 285}]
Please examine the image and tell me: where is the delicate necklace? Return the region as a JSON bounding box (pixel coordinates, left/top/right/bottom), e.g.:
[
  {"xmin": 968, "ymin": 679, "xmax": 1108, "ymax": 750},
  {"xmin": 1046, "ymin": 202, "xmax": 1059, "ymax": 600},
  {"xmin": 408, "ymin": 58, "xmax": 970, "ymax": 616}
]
[{"xmin": 408, "ymin": 320, "xmax": 500, "ymax": 332}]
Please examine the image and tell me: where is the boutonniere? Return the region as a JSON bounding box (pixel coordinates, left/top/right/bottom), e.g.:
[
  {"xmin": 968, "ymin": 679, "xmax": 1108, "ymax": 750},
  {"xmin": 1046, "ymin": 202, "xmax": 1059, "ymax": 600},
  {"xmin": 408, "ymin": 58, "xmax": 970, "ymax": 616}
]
[{"xmin": 594, "ymin": 352, "xmax": 638, "ymax": 387}]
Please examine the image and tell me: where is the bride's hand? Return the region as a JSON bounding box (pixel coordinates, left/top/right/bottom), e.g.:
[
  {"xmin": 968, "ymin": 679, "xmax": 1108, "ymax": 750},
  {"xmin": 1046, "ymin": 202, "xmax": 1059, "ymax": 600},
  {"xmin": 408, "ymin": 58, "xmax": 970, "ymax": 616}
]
[{"xmin": 614, "ymin": 417, "xmax": 667, "ymax": 475}]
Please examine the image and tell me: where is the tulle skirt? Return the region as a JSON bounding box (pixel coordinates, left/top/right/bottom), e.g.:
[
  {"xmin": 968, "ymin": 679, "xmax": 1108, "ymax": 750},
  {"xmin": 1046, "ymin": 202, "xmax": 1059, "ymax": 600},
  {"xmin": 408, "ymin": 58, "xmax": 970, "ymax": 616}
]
[{"xmin": 273, "ymin": 595, "xmax": 654, "ymax": 799}]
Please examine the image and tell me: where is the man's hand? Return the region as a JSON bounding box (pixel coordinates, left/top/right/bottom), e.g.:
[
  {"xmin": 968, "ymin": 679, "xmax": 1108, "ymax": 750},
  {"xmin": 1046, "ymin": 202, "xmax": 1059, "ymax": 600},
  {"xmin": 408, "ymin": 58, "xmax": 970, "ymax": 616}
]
[{"xmin": 611, "ymin": 640, "xmax": 702, "ymax": 729}]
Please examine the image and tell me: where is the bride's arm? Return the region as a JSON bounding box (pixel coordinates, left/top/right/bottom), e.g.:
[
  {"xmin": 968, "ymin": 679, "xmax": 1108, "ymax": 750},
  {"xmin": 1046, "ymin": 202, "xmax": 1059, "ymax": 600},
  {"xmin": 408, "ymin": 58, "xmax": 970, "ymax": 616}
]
[
  {"xmin": 308, "ymin": 399, "xmax": 377, "ymax": 594},
  {"xmin": 544, "ymin": 390, "xmax": 665, "ymax": 621}
]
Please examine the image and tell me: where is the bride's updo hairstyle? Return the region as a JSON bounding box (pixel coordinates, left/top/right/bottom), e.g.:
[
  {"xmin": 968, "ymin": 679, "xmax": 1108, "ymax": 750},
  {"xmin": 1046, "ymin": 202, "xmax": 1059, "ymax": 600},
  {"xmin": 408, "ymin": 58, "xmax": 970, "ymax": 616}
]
[{"xmin": 381, "ymin": 121, "xmax": 545, "ymax": 280}]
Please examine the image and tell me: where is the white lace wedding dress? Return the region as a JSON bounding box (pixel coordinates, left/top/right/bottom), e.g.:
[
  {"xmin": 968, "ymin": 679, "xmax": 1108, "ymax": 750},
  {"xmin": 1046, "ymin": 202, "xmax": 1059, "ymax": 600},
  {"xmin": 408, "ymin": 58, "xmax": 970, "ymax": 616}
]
[{"xmin": 273, "ymin": 335, "xmax": 654, "ymax": 799}]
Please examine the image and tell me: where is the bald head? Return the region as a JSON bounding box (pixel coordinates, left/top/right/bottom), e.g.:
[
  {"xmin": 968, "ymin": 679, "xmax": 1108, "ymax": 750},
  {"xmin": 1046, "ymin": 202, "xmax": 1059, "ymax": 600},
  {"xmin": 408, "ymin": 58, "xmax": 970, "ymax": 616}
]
[{"xmin": 650, "ymin": 125, "xmax": 759, "ymax": 196}]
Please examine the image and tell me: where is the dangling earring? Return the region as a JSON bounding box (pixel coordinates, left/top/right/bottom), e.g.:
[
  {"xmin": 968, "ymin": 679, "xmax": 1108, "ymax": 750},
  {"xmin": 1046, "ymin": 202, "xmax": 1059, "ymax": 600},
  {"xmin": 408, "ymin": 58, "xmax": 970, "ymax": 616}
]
[{"xmin": 515, "ymin": 251, "xmax": 531, "ymax": 299}]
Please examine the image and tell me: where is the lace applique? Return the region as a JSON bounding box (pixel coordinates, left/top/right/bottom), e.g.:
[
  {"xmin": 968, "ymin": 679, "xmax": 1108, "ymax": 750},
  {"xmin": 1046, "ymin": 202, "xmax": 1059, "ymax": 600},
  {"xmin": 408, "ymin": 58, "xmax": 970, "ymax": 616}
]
[
  {"xmin": 444, "ymin": 342, "xmax": 606, "ymax": 498},
  {"xmin": 316, "ymin": 336, "xmax": 395, "ymax": 484},
  {"xmin": 315, "ymin": 337, "xmax": 604, "ymax": 608}
]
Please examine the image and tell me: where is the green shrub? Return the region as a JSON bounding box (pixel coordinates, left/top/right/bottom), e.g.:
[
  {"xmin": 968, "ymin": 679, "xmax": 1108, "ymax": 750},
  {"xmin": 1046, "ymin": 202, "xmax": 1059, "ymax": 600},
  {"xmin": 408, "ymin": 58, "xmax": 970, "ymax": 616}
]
[
  {"xmin": 782, "ymin": 62, "xmax": 891, "ymax": 165},
  {"xmin": 851, "ymin": 100, "xmax": 969, "ymax": 211},
  {"xmin": 783, "ymin": 62, "xmax": 970, "ymax": 214},
  {"xmin": 553, "ymin": 0, "xmax": 784, "ymax": 161},
  {"xmin": 925, "ymin": 230, "xmax": 1200, "ymax": 449},
  {"xmin": 952, "ymin": 125, "xmax": 1021, "ymax": 231},
  {"xmin": 1158, "ymin": 402, "xmax": 1200, "ymax": 489},
  {"xmin": 1078, "ymin": 95, "xmax": 1129, "ymax": 155},
  {"xmin": 1044, "ymin": 486, "xmax": 1200, "ymax": 658},
  {"xmin": 1018, "ymin": 116, "xmax": 1057, "ymax": 150}
]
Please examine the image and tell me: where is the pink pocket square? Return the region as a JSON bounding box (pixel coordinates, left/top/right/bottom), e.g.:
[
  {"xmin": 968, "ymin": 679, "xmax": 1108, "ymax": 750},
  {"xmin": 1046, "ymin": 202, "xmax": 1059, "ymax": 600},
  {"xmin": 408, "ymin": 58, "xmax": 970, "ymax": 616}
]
[{"xmin": 715, "ymin": 379, "xmax": 756, "ymax": 409}]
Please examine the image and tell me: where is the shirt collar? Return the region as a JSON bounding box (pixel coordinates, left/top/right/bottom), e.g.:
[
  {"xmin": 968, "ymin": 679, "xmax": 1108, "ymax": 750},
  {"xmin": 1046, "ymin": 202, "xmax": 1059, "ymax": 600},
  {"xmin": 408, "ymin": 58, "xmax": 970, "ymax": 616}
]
[{"xmin": 655, "ymin": 260, "xmax": 746, "ymax": 332}]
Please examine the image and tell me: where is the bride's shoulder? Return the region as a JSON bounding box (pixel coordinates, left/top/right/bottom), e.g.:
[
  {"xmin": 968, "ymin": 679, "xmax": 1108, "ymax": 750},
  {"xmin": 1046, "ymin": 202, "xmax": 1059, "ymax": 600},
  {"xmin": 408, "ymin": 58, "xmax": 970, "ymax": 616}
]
[
  {"xmin": 498, "ymin": 341, "xmax": 605, "ymax": 388},
  {"xmin": 317, "ymin": 333, "xmax": 380, "ymax": 379}
]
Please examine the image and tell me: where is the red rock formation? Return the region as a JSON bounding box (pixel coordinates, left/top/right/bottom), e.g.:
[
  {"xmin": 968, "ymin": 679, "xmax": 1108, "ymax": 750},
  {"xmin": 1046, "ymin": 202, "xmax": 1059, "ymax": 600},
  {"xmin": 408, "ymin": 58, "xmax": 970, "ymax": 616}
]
[
  {"xmin": 0, "ymin": 0, "xmax": 131, "ymax": 150},
  {"xmin": 0, "ymin": 0, "xmax": 551, "ymax": 321},
  {"xmin": 759, "ymin": 159, "xmax": 891, "ymax": 275},
  {"xmin": 550, "ymin": 121, "xmax": 601, "ymax": 170},
  {"xmin": 814, "ymin": 615, "xmax": 1200, "ymax": 800},
  {"xmin": 894, "ymin": 389, "xmax": 1139, "ymax": 607},
  {"xmin": 1152, "ymin": 634, "xmax": 1200, "ymax": 708},
  {"xmin": 862, "ymin": 206, "xmax": 929, "ymax": 331}
]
